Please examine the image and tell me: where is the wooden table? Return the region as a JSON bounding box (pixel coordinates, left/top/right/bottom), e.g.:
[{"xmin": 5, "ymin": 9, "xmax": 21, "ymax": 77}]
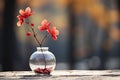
[{"xmin": 0, "ymin": 70, "xmax": 120, "ymax": 80}]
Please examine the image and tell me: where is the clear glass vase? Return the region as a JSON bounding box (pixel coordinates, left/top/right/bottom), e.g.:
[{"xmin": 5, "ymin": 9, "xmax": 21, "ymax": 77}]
[{"xmin": 29, "ymin": 47, "xmax": 56, "ymax": 74}]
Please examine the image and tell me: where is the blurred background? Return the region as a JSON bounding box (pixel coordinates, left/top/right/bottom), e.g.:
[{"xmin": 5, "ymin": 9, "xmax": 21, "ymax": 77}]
[{"xmin": 0, "ymin": 0, "xmax": 119, "ymax": 71}]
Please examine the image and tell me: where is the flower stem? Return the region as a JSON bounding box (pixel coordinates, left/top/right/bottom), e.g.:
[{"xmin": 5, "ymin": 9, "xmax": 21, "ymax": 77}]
[
  {"xmin": 40, "ymin": 34, "xmax": 49, "ymax": 46},
  {"xmin": 40, "ymin": 34, "xmax": 49, "ymax": 69},
  {"xmin": 31, "ymin": 28, "xmax": 41, "ymax": 47},
  {"xmin": 31, "ymin": 28, "xmax": 49, "ymax": 69}
]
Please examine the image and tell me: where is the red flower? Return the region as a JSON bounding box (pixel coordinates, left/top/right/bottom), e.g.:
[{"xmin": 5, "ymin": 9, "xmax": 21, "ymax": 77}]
[
  {"xmin": 38, "ymin": 19, "xmax": 50, "ymax": 31},
  {"xmin": 48, "ymin": 27, "xmax": 59, "ymax": 40},
  {"xmin": 17, "ymin": 7, "xmax": 34, "ymax": 27},
  {"xmin": 19, "ymin": 7, "xmax": 33, "ymax": 18}
]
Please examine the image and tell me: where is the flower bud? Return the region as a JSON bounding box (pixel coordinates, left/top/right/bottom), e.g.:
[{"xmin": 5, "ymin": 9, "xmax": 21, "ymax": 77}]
[{"xmin": 26, "ymin": 32, "xmax": 31, "ymax": 36}]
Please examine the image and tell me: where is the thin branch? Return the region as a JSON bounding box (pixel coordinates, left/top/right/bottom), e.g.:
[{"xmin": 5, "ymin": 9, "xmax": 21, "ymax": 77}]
[
  {"xmin": 31, "ymin": 28, "xmax": 41, "ymax": 47},
  {"xmin": 40, "ymin": 33, "xmax": 49, "ymax": 46}
]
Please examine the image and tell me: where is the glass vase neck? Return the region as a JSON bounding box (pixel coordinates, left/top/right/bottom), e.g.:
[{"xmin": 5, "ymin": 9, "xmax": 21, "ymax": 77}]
[{"xmin": 37, "ymin": 47, "xmax": 49, "ymax": 51}]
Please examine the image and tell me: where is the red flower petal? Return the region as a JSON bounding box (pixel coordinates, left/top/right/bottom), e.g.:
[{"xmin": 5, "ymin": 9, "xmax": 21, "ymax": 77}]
[
  {"xmin": 17, "ymin": 15, "xmax": 24, "ymax": 20},
  {"xmin": 52, "ymin": 27, "xmax": 59, "ymax": 35},
  {"xmin": 49, "ymin": 27, "xmax": 59, "ymax": 40},
  {"xmin": 46, "ymin": 22, "xmax": 50, "ymax": 27},
  {"xmin": 25, "ymin": 7, "xmax": 31, "ymax": 15},
  {"xmin": 17, "ymin": 7, "xmax": 34, "ymax": 27},
  {"xmin": 17, "ymin": 20, "xmax": 23, "ymax": 26},
  {"xmin": 19, "ymin": 9, "xmax": 25, "ymax": 16},
  {"xmin": 41, "ymin": 19, "xmax": 47, "ymax": 25},
  {"xmin": 18, "ymin": 7, "xmax": 33, "ymax": 19},
  {"xmin": 38, "ymin": 19, "xmax": 51, "ymax": 31},
  {"xmin": 38, "ymin": 26, "xmax": 49, "ymax": 31},
  {"xmin": 38, "ymin": 26, "xmax": 43, "ymax": 31}
]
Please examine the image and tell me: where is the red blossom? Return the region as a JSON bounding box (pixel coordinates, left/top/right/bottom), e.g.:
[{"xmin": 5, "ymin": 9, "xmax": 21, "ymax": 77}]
[
  {"xmin": 26, "ymin": 32, "xmax": 32, "ymax": 36},
  {"xmin": 19, "ymin": 7, "xmax": 34, "ymax": 18},
  {"xmin": 17, "ymin": 7, "xmax": 34, "ymax": 27},
  {"xmin": 38, "ymin": 19, "xmax": 59, "ymax": 40},
  {"xmin": 48, "ymin": 27, "xmax": 59, "ymax": 40},
  {"xmin": 38, "ymin": 19, "xmax": 50, "ymax": 31}
]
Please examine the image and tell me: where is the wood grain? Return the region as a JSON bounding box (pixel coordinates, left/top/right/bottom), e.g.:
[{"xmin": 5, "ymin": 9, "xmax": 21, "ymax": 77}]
[{"xmin": 0, "ymin": 70, "xmax": 120, "ymax": 80}]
